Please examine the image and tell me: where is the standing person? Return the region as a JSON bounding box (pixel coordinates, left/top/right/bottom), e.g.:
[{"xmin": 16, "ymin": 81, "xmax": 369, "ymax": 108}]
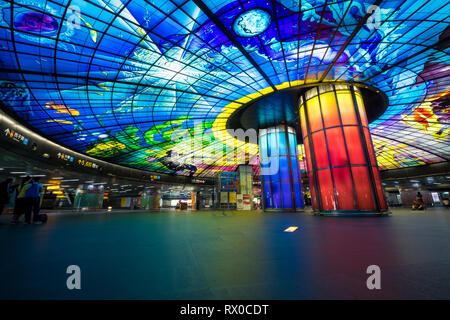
[
  {"xmin": 416, "ymin": 192, "xmax": 423, "ymax": 201},
  {"xmin": 26, "ymin": 177, "xmax": 43, "ymax": 224},
  {"xmin": 0, "ymin": 178, "xmax": 13, "ymax": 215},
  {"xmin": 11, "ymin": 176, "xmax": 32, "ymax": 224}
]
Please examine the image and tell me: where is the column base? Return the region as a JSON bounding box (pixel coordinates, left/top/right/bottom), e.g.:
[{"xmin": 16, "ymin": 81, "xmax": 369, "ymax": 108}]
[
  {"xmin": 313, "ymin": 210, "xmax": 391, "ymax": 216},
  {"xmin": 264, "ymin": 208, "xmax": 305, "ymax": 213}
]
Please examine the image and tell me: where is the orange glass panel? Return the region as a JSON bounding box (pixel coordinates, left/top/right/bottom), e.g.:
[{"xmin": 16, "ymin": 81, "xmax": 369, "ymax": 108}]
[
  {"xmin": 320, "ymin": 92, "xmax": 340, "ymax": 128},
  {"xmin": 300, "ymin": 105, "xmax": 308, "ymax": 138},
  {"xmin": 372, "ymin": 167, "xmax": 387, "ymax": 210},
  {"xmin": 332, "ymin": 167, "xmax": 356, "ymax": 210},
  {"xmin": 355, "ymin": 93, "xmax": 368, "ymax": 127},
  {"xmin": 351, "ymin": 166, "xmax": 375, "ymax": 210},
  {"xmin": 343, "ymin": 126, "xmax": 366, "ymax": 165},
  {"xmin": 309, "ymin": 173, "xmax": 318, "ymax": 210},
  {"xmin": 325, "ymin": 127, "xmax": 348, "ymax": 166},
  {"xmin": 312, "ymin": 131, "xmax": 329, "ymax": 169},
  {"xmin": 364, "ymin": 128, "xmax": 377, "ymax": 166},
  {"xmin": 306, "ymin": 96, "xmax": 323, "ymax": 132},
  {"xmin": 336, "ymin": 91, "xmax": 357, "ymax": 125},
  {"xmin": 317, "ymin": 169, "xmax": 336, "ymax": 210},
  {"xmin": 304, "ymin": 138, "xmax": 312, "ymax": 172}
]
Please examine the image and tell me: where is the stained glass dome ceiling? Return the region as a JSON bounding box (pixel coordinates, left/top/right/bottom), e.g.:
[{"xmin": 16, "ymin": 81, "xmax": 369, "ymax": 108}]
[{"xmin": 0, "ymin": 0, "xmax": 448, "ymax": 177}]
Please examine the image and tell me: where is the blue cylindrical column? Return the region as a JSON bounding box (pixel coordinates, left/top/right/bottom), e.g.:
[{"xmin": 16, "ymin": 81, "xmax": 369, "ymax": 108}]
[{"xmin": 259, "ymin": 125, "xmax": 304, "ymax": 211}]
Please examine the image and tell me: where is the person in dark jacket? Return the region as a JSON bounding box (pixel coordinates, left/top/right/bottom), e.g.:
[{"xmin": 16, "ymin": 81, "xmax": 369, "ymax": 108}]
[
  {"xmin": 25, "ymin": 177, "xmax": 44, "ymax": 224},
  {"xmin": 11, "ymin": 176, "xmax": 32, "ymax": 224},
  {"xmin": 0, "ymin": 178, "xmax": 13, "ymax": 215}
]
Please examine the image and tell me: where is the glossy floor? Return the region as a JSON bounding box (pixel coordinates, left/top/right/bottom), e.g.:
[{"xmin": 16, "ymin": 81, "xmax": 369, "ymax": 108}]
[{"xmin": 1, "ymin": 208, "xmax": 449, "ymax": 299}]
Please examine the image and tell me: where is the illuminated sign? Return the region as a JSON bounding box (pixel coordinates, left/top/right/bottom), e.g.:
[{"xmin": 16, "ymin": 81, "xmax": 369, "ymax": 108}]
[
  {"xmin": 4, "ymin": 128, "xmax": 29, "ymax": 146},
  {"xmin": 431, "ymin": 192, "xmax": 440, "ymax": 203},
  {"xmin": 57, "ymin": 152, "xmax": 74, "ymax": 162},
  {"xmin": 77, "ymin": 159, "xmax": 99, "ymax": 169}
]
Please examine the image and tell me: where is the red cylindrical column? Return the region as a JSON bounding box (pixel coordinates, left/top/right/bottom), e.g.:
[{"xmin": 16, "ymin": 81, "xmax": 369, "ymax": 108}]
[{"xmin": 299, "ymin": 84, "xmax": 387, "ymax": 214}]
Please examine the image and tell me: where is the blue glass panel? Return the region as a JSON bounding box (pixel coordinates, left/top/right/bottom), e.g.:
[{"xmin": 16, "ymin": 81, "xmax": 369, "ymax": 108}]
[
  {"xmin": 278, "ymin": 132, "xmax": 288, "ymax": 156},
  {"xmin": 293, "ymin": 182, "xmax": 304, "ymax": 208},
  {"xmin": 290, "ymin": 157, "xmax": 300, "ymax": 182},
  {"xmin": 259, "ymin": 134, "xmax": 268, "ymax": 158},
  {"xmin": 268, "ymin": 132, "xmax": 277, "ymax": 157},
  {"xmin": 279, "ymin": 156, "xmax": 290, "ymax": 182},
  {"xmin": 271, "ymin": 181, "xmax": 282, "ymax": 209},
  {"xmin": 268, "ymin": 156, "xmax": 280, "ymax": 178},
  {"xmin": 288, "ymin": 132, "xmax": 298, "ymax": 156},
  {"xmin": 264, "ymin": 182, "xmax": 272, "ymax": 208},
  {"xmin": 281, "ymin": 182, "xmax": 292, "ymax": 208}
]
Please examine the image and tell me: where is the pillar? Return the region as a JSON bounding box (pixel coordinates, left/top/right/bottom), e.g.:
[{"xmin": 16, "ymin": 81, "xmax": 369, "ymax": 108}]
[
  {"xmin": 258, "ymin": 125, "xmax": 304, "ymax": 211},
  {"xmin": 299, "ymin": 84, "xmax": 387, "ymax": 214},
  {"xmin": 238, "ymin": 165, "xmax": 253, "ymax": 210}
]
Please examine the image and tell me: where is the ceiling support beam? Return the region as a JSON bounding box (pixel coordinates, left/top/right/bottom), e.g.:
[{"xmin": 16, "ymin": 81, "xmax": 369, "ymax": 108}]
[
  {"xmin": 192, "ymin": 0, "xmax": 276, "ymax": 91},
  {"xmin": 319, "ymin": 0, "xmax": 383, "ymax": 82}
]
